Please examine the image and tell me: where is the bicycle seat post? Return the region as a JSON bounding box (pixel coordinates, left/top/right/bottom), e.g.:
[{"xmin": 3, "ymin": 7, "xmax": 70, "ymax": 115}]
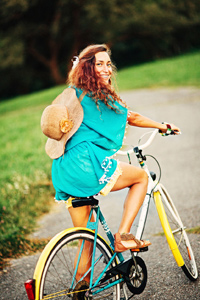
[
  {"xmin": 86, "ymin": 204, "xmax": 100, "ymax": 232},
  {"xmin": 86, "ymin": 205, "xmax": 100, "ymax": 288}
]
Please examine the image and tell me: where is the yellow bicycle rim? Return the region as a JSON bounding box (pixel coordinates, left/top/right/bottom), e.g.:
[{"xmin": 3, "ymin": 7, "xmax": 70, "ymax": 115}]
[
  {"xmin": 154, "ymin": 191, "xmax": 184, "ymax": 267},
  {"xmin": 33, "ymin": 227, "xmax": 113, "ymax": 300}
]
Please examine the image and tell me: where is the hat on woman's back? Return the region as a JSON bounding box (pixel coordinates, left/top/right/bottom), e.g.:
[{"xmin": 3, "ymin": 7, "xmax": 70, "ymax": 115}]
[{"xmin": 41, "ymin": 88, "xmax": 84, "ymax": 159}]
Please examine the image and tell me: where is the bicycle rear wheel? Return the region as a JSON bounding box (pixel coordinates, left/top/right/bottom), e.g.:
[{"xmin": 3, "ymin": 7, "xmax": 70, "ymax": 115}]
[
  {"xmin": 154, "ymin": 184, "xmax": 198, "ymax": 281},
  {"xmin": 38, "ymin": 229, "xmax": 121, "ymax": 299}
]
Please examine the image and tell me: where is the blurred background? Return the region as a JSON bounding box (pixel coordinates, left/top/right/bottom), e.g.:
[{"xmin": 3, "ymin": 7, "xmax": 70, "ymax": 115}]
[
  {"xmin": 0, "ymin": 0, "xmax": 200, "ymax": 100},
  {"xmin": 0, "ymin": 0, "xmax": 200, "ymax": 273}
]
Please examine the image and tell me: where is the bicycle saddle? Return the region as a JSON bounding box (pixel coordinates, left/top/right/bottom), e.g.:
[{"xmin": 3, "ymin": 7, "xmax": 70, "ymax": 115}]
[{"xmin": 71, "ymin": 196, "xmax": 99, "ymax": 208}]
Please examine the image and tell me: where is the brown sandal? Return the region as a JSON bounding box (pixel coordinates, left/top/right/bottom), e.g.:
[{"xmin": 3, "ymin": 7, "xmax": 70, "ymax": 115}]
[{"xmin": 114, "ymin": 232, "xmax": 151, "ymax": 252}]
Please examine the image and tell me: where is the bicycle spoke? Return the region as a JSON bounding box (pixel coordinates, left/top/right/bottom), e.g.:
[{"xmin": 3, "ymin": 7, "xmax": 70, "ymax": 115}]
[{"xmin": 38, "ymin": 231, "xmax": 121, "ymax": 299}]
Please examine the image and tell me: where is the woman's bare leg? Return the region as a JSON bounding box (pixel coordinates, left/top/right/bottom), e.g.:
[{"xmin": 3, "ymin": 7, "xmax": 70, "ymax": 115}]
[
  {"xmin": 69, "ymin": 205, "xmax": 94, "ymax": 228},
  {"xmin": 68, "ymin": 206, "xmax": 95, "ymax": 282},
  {"xmin": 111, "ymin": 162, "xmax": 148, "ymax": 248}
]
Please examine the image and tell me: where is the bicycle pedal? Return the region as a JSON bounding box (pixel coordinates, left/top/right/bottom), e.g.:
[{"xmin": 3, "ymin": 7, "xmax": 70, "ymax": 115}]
[{"xmin": 131, "ymin": 246, "xmax": 148, "ymax": 252}]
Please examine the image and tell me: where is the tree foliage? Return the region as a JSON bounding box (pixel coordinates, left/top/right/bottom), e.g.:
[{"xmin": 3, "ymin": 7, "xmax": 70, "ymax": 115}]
[{"xmin": 0, "ymin": 0, "xmax": 199, "ymax": 99}]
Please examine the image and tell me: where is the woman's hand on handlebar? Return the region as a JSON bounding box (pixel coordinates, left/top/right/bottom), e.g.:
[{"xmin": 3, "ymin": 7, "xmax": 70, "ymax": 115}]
[{"xmin": 159, "ymin": 123, "xmax": 181, "ymax": 135}]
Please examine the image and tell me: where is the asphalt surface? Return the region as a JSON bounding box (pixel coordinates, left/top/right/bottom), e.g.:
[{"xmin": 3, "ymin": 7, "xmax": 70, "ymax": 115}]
[{"xmin": 0, "ymin": 87, "xmax": 200, "ymax": 299}]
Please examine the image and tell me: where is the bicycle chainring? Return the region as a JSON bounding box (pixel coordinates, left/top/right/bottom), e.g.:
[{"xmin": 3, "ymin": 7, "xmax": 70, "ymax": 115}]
[
  {"xmin": 125, "ymin": 256, "xmax": 147, "ymax": 295},
  {"xmin": 73, "ymin": 280, "xmax": 90, "ymax": 300}
]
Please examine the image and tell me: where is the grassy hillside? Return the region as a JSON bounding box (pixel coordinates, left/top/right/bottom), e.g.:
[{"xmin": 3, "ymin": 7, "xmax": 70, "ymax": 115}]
[
  {"xmin": 0, "ymin": 88, "xmax": 65, "ymax": 268},
  {"xmin": 0, "ymin": 51, "xmax": 199, "ymax": 268},
  {"xmin": 117, "ymin": 51, "xmax": 200, "ymax": 90}
]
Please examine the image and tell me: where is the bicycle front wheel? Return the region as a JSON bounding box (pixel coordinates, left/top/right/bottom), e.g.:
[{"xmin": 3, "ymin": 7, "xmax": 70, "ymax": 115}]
[
  {"xmin": 155, "ymin": 184, "xmax": 198, "ymax": 281},
  {"xmin": 38, "ymin": 229, "xmax": 121, "ymax": 299}
]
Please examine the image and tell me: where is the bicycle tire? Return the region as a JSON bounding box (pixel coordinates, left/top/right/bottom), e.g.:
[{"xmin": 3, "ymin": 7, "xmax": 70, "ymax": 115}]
[
  {"xmin": 155, "ymin": 184, "xmax": 198, "ymax": 281},
  {"xmin": 38, "ymin": 229, "xmax": 121, "ymax": 299}
]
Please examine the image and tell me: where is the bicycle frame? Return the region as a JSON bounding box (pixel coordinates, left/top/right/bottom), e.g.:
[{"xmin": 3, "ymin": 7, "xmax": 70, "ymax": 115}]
[
  {"xmin": 73, "ymin": 204, "xmax": 125, "ymax": 295},
  {"xmin": 130, "ymin": 144, "xmax": 157, "ymax": 241},
  {"xmin": 117, "ymin": 130, "xmax": 177, "ymax": 240},
  {"xmin": 117, "ymin": 130, "xmax": 159, "ymax": 240},
  {"xmin": 74, "ymin": 130, "xmax": 166, "ymax": 295},
  {"xmin": 71, "ymin": 133, "xmax": 162, "ymax": 296},
  {"xmin": 118, "ymin": 129, "xmax": 186, "ymax": 266}
]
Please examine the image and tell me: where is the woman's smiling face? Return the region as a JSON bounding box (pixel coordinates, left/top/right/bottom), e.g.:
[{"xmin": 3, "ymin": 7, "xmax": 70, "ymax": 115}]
[{"xmin": 94, "ymin": 51, "xmax": 112, "ymax": 85}]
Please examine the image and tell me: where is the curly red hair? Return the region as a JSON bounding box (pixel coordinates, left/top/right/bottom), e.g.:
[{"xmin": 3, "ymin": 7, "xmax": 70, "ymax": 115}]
[{"xmin": 67, "ymin": 44, "xmax": 126, "ymax": 111}]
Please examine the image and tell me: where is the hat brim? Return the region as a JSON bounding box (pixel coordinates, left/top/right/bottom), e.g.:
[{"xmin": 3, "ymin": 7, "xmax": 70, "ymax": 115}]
[{"xmin": 45, "ymin": 87, "xmax": 84, "ymax": 159}]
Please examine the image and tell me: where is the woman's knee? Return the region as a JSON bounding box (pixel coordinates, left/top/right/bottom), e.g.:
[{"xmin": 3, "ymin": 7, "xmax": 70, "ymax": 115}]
[
  {"xmin": 132, "ymin": 168, "xmax": 148, "ymax": 187},
  {"xmin": 112, "ymin": 162, "xmax": 148, "ymax": 191},
  {"xmin": 141, "ymin": 169, "xmax": 148, "ymax": 184}
]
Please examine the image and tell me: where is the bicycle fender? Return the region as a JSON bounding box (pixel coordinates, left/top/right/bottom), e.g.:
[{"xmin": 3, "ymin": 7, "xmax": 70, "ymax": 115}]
[
  {"xmin": 33, "ymin": 227, "xmax": 111, "ymax": 300},
  {"xmin": 154, "ymin": 191, "xmax": 184, "ymax": 267}
]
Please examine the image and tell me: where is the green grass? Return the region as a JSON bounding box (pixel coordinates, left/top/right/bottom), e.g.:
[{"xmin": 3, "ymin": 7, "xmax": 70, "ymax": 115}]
[
  {"xmin": 117, "ymin": 51, "xmax": 200, "ymax": 90},
  {"xmin": 0, "ymin": 51, "xmax": 199, "ymax": 269},
  {"xmin": 0, "ymin": 85, "xmax": 65, "ymax": 268},
  {"xmin": 186, "ymin": 226, "xmax": 200, "ymax": 234},
  {"xmin": 154, "ymin": 226, "xmax": 200, "ymax": 237}
]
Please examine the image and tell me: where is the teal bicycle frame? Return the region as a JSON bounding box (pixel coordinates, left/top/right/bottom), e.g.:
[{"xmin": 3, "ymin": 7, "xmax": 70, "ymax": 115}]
[{"xmin": 71, "ymin": 203, "xmax": 125, "ymax": 296}]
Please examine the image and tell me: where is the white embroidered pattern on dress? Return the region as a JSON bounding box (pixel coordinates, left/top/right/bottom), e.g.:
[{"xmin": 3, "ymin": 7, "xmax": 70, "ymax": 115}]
[
  {"xmin": 100, "ymin": 163, "xmax": 122, "ymax": 196},
  {"xmin": 99, "ymin": 157, "xmax": 113, "ymax": 184}
]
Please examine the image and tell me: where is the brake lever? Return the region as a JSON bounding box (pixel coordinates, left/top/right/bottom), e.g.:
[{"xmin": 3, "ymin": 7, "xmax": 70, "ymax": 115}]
[
  {"xmin": 171, "ymin": 130, "xmax": 181, "ymax": 135},
  {"xmin": 159, "ymin": 129, "xmax": 181, "ymax": 136}
]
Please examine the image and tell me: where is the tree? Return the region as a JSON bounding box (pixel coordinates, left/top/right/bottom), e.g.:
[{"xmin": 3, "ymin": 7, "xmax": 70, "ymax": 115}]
[{"xmin": 0, "ymin": 0, "xmax": 199, "ymax": 99}]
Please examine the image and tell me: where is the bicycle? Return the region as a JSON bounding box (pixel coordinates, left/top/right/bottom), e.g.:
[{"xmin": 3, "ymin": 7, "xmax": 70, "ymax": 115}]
[{"xmin": 25, "ymin": 129, "xmax": 198, "ymax": 300}]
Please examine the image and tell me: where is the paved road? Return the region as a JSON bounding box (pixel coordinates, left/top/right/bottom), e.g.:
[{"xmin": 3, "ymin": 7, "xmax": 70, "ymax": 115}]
[{"xmin": 0, "ymin": 87, "xmax": 200, "ymax": 299}]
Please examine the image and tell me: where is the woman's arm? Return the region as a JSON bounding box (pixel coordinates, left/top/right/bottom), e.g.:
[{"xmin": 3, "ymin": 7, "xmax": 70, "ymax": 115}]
[{"xmin": 127, "ymin": 111, "xmax": 181, "ymax": 134}]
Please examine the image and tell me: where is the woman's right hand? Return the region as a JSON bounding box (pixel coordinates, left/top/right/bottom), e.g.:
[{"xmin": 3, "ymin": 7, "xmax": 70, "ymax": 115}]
[{"xmin": 160, "ymin": 123, "xmax": 181, "ymax": 135}]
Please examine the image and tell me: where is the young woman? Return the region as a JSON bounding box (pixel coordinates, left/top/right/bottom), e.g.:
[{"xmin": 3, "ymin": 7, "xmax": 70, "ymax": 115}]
[{"xmin": 42, "ymin": 44, "xmax": 180, "ymax": 255}]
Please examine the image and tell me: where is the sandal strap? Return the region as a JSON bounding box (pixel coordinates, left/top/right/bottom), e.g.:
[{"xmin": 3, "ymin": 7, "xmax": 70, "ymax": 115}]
[
  {"xmin": 121, "ymin": 233, "xmax": 134, "ymax": 241},
  {"xmin": 120, "ymin": 233, "xmax": 142, "ymax": 246}
]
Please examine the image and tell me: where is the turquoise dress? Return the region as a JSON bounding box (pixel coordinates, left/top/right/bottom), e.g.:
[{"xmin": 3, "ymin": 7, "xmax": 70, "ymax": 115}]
[{"xmin": 52, "ymin": 87, "xmax": 128, "ymax": 200}]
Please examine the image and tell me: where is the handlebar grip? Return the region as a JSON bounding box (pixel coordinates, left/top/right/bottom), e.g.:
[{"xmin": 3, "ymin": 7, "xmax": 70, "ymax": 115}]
[{"xmin": 159, "ymin": 129, "xmax": 180, "ymax": 136}]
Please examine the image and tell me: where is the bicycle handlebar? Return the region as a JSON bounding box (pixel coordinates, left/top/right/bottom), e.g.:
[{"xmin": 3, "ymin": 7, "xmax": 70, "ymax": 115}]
[{"xmin": 117, "ymin": 129, "xmax": 178, "ymax": 156}]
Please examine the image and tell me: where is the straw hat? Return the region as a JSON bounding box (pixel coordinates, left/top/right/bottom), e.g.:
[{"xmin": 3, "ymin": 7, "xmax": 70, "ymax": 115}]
[{"xmin": 41, "ymin": 88, "xmax": 84, "ymax": 159}]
